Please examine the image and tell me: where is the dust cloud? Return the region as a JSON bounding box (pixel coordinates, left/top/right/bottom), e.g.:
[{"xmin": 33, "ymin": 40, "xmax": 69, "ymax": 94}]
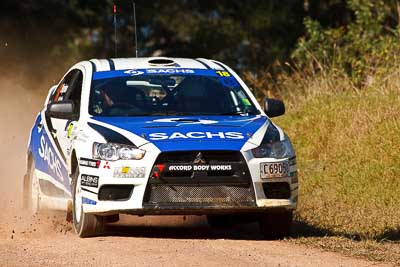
[
  {"xmin": 0, "ymin": 77, "xmax": 44, "ymax": 210},
  {"xmin": 0, "ymin": 72, "xmax": 204, "ymax": 238},
  {"xmin": 0, "ymin": 74, "xmax": 60, "ymax": 239}
]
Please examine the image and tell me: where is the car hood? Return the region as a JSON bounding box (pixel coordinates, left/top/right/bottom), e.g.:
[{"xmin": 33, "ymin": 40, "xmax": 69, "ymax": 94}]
[{"xmin": 90, "ymin": 115, "xmax": 268, "ymax": 152}]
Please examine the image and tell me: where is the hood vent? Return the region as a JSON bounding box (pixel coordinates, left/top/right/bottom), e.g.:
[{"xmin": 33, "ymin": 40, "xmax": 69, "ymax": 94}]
[{"xmin": 148, "ymin": 57, "xmax": 177, "ymax": 66}]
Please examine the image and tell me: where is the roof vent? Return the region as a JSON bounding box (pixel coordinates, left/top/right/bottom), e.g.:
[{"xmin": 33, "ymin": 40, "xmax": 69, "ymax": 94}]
[{"xmin": 148, "ymin": 57, "xmax": 177, "ymax": 66}]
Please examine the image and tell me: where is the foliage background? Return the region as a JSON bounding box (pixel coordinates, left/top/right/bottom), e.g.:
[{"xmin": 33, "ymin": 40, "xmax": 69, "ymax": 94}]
[
  {"xmin": 0, "ymin": 0, "xmax": 305, "ymax": 83},
  {"xmin": 2, "ymin": 0, "xmax": 400, "ymax": 88}
]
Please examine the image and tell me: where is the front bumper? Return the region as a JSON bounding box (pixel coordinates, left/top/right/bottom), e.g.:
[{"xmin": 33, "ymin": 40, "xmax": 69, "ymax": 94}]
[
  {"xmin": 79, "ymin": 150, "xmax": 298, "ymax": 215},
  {"xmin": 91, "ymin": 205, "xmax": 296, "ymax": 216}
]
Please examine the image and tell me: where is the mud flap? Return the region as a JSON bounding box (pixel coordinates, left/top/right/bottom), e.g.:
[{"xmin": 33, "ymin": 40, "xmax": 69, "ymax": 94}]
[
  {"xmin": 22, "ymin": 173, "xmax": 29, "ymax": 209},
  {"xmin": 66, "ymin": 200, "xmax": 73, "ymax": 222}
]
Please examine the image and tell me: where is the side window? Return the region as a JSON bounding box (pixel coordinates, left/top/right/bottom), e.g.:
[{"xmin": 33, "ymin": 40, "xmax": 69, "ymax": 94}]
[
  {"xmin": 52, "ymin": 72, "xmax": 75, "ymax": 103},
  {"xmin": 51, "ymin": 69, "xmax": 83, "ymax": 117},
  {"xmin": 67, "ymin": 71, "xmax": 83, "ymax": 116}
]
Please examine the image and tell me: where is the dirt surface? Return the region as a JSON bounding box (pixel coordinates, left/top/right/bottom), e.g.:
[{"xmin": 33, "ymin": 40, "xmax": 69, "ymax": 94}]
[{"xmin": 0, "ymin": 77, "xmax": 391, "ymax": 267}]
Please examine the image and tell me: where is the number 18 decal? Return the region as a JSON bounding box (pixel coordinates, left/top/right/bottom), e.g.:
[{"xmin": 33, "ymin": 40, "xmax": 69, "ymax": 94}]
[{"xmin": 216, "ymin": 71, "xmax": 231, "ymax": 77}]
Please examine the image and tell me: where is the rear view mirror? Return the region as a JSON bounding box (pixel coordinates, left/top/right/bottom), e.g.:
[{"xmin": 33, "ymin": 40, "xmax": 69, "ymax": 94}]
[
  {"xmin": 149, "ymin": 77, "xmax": 176, "ymax": 87},
  {"xmin": 46, "ymin": 101, "xmax": 75, "ymax": 120},
  {"xmin": 264, "ymin": 98, "xmax": 285, "ymax": 118}
]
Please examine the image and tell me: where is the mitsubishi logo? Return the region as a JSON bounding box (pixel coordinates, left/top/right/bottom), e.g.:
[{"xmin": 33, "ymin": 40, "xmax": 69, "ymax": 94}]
[{"xmin": 193, "ymin": 152, "xmax": 206, "ymax": 164}]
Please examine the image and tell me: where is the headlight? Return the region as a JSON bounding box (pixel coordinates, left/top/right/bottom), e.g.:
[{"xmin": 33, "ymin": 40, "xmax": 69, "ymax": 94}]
[
  {"xmin": 93, "ymin": 142, "xmax": 145, "ymax": 161},
  {"xmin": 252, "ymin": 137, "xmax": 295, "ymax": 159}
]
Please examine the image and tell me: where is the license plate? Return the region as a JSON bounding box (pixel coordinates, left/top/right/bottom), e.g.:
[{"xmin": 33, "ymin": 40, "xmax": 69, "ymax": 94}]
[{"xmin": 260, "ymin": 161, "xmax": 289, "ymax": 179}]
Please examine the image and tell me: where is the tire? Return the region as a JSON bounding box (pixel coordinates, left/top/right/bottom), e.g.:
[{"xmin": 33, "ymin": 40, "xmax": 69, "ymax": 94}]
[
  {"xmin": 23, "ymin": 158, "xmax": 41, "ymax": 213},
  {"xmin": 206, "ymin": 215, "xmax": 234, "ymax": 229},
  {"xmin": 258, "ymin": 211, "xmax": 293, "ymax": 240},
  {"xmin": 72, "ymin": 166, "xmax": 104, "ymax": 237}
]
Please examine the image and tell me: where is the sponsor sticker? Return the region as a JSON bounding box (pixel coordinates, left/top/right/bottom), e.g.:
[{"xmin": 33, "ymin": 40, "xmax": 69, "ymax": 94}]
[
  {"xmin": 167, "ymin": 164, "xmax": 232, "ymax": 172},
  {"xmin": 150, "ymin": 118, "xmax": 217, "ymax": 125},
  {"xmin": 114, "ymin": 167, "xmax": 146, "ymax": 178},
  {"xmin": 38, "ymin": 134, "xmax": 63, "ymax": 181},
  {"xmin": 124, "ymin": 70, "xmax": 144, "ymax": 76},
  {"xmin": 148, "ymin": 131, "xmax": 244, "ymax": 141},
  {"xmin": 147, "ymin": 69, "xmax": 195, "ymax": 74},
  {"xmin": 81, "ymin": 174, "xmax": 99, "ymax": 188},
  {"xmin": 66, "ymin": 122, "xmax": 74, "ymax": 139},
  {"xmin": 79, "ymin": 158, "xmax": 100, "ymax": 168},
  {"xmin": 82, "ymin": 197, "xmax": 97, "ymax": 205}
]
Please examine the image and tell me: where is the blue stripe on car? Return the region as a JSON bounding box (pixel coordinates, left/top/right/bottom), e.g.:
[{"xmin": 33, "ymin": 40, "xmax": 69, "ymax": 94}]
[
  {"xmin": 88, "ymin": 122, "xmax": 136, "ymax": 146},
  {"xmin": 29, "ymin": 114, "xmax": 70, "ymax": 192},
  {"xmin": 92, "ymin": 115, "xmax": 267, "ymax": 152}
]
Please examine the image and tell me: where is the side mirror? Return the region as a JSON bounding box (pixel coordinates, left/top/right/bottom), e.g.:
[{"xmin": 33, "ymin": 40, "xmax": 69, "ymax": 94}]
[
  {"xmin": 46, "ymin": 101, "xmax": 75, "ymax": 120},
  {"xmin": 264, "ymin": 98, "xmax": 285, "ymax": 117}
]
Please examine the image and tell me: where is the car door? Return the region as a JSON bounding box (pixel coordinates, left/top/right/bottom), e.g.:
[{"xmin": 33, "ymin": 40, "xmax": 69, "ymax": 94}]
[{"xmin": 48, "ymin": 69, "xmax": 83, "ymax": 160}]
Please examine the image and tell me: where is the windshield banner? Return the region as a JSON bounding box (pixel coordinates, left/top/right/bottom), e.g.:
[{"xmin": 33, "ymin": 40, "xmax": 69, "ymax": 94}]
[{"xmin": 93, "ymin": 68, "xmax": 222, "ymax": 80}]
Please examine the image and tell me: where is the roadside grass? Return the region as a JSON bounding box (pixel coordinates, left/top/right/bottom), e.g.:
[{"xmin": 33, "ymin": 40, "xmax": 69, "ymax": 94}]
[
  {"xmin": 266, "ymin": 71, "xmax": 400, "ymax": 263},
  {"xmin": 289, "ymin": 237, "xmax": 400, "ymax": 266}
]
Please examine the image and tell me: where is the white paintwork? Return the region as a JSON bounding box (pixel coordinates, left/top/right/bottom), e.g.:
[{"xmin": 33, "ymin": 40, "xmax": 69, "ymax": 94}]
[{"xmin": 27, "ymin": 57, "xmax": 298, "ymax": 215}]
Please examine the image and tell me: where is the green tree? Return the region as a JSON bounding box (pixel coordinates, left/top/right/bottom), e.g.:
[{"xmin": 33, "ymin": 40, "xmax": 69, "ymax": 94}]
[
  {"xmin": 0, "ymin": 0, "xmax": 305, "ymax": 81},
  {"xmin": 292, "ymin": 0, "xmax": 400, "ymax": 86}
]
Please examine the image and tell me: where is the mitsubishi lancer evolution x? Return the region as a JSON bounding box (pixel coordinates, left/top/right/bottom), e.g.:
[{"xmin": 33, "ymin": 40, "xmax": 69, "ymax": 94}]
[{"xmin": 24, "ymin": 57, "xmax": 298, "ymax": 238}]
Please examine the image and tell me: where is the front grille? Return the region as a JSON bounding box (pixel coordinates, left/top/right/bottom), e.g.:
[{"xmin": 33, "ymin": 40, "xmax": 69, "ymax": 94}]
[
  {"xmin": 263, "ymin": 182, "xmax": 291, "ymax": 199},
  {"xmin": 98, "ymin": 185, "xmax": 134, "ymax": 201},
  {"xmin": 144, "ymin": 150, "xmax": 256, "ymax": 207},
  {"xmin": 143, "ymin": 184, "xmax": 256, "ymax": 207},
  {"xmin": 155, "ymin": 151, "xmax": 242, "ymax": 164},
  {"xmin": 150, "ymin": 150, "xmax": 249, "ymax": 184}
]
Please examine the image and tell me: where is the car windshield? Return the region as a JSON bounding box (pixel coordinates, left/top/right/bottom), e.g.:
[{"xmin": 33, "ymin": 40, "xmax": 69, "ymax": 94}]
[{"xmin": 89, "ymin": 68, "xmax": 259, "ymax": 117}]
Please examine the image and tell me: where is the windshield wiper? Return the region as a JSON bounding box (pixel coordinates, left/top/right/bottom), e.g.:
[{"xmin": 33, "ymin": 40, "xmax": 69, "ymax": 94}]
[
  {"xmin": 124, "ymin": 112, "xmax": 155, "ymax": 116},
  {"xmin": 122, "ymin": 111, "xmax": 259, "ymax": 117},
  {"xmin": 125, "ymin": 111, "xmax": 197, "ymax": 116},
  {"xmin": 163, "ymin": 111, "xmax": 196, "ymax": 116}
]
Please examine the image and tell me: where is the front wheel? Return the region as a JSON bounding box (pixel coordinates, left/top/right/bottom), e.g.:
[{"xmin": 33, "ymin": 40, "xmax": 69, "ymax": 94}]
[
  {"xmin": 258, "ymin": 211, "xmax": 293, "ymax": 240},
  {"xmin": 72, "ymin": 166, "xmax": 104, "ymax": 237}
]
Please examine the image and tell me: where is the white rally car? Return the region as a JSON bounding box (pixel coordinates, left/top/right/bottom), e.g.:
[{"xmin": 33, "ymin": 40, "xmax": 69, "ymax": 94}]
[{"xmin": 24, "ymin": 57, "xmax": 298, "ymax": 238}]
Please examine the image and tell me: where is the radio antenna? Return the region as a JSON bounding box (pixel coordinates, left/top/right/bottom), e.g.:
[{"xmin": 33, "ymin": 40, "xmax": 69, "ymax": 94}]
[
  {"xmin": 113, "ymin": 3, "xmax": 117, "ymax": 58},
  {"xmin": 133, "ymin": 2, "xmax": 138, "ymax": 57}
]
